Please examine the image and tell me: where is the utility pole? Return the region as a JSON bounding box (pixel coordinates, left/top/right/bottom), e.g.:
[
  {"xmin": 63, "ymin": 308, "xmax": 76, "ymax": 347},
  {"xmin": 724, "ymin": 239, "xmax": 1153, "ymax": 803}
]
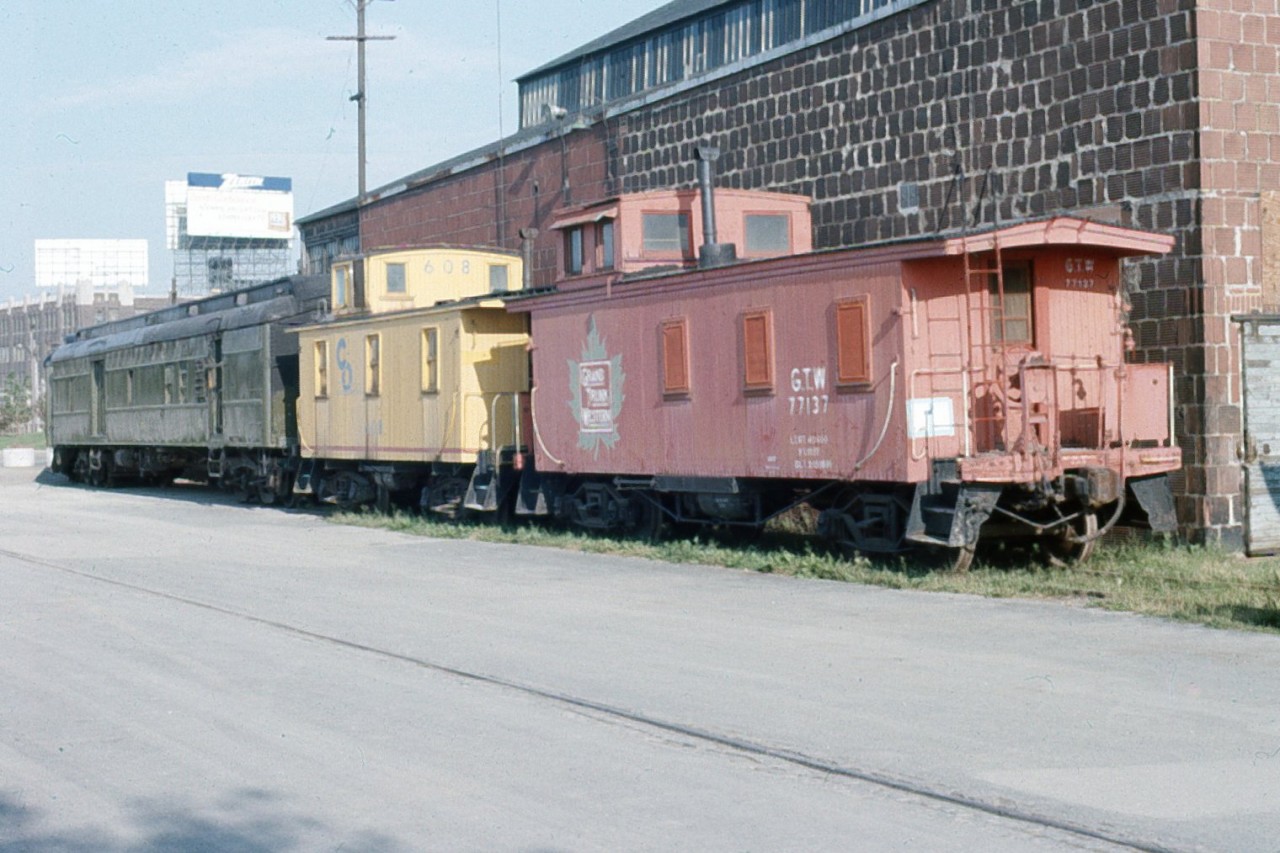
[{"xmin": 328, "ymin": 0, "xmax": 395, "ymax": 204}]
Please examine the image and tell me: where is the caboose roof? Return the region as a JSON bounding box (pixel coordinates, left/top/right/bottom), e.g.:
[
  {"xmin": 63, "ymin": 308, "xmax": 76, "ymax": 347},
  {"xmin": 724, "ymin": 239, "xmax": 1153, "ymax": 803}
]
[
  {"xmin": 508, "ymin": 215, "xmax": 1175, "ymax": 311},
  {"xmin": 938, "ymin": 216, "xmax": 1176, "ymax": 257}
]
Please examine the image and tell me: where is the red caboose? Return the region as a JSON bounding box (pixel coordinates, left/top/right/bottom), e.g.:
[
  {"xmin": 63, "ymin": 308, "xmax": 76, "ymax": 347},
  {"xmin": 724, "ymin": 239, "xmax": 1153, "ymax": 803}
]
[{"xmin": 510, "ymin": 170, "xmax": 1180, "ymax": 568}]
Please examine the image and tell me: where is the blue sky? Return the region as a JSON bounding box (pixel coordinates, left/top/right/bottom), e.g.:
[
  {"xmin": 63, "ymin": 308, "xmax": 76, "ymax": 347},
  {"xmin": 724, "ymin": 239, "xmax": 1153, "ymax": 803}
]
[{"xmin": 2, "ymin": 0, "xmax": 668, "ymax": 300}]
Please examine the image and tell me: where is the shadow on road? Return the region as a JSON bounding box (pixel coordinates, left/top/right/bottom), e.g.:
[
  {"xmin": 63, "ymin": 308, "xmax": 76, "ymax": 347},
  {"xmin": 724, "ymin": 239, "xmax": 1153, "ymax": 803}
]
[
  {"xmin": 33, "ymin": 468, "xmax": 324, "ymax": 516},
  {"xmin": 0, "ymin": 789, "xmax": 402, "ymax": 853}
]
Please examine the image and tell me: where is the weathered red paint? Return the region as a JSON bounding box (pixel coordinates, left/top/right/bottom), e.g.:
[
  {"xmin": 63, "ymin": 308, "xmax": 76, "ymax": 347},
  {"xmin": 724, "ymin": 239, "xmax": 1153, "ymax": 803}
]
[{"xmin": 515, "ymin": 212, "xmax": 1180, "ymax": 488}]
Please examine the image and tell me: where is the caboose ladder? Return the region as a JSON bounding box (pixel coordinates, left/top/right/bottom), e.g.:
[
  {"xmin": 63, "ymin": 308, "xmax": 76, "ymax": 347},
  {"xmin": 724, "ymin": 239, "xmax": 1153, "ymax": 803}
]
[{"xmin": 961, "ymin": 233, "xmax": 1010, "ymax": 453}]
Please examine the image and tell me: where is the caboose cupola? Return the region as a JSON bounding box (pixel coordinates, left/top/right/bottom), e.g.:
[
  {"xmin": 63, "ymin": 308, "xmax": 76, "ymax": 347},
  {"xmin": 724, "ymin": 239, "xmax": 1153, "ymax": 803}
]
[{"xmin": 548, "ymin": 186, "xmax": 812, "ymax": 283}]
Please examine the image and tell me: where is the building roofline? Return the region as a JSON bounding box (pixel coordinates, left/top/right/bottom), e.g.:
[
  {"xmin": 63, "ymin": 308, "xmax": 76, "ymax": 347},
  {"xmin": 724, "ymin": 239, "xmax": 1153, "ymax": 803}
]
[{"xmin": 516, "ymin": 0, "xmax": 733, "ymax": 82}]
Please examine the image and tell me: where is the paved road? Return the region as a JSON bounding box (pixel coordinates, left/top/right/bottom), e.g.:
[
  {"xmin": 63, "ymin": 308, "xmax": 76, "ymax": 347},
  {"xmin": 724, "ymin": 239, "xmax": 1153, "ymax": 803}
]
[{"xmin": 2, "ymin": 466, "xmax": 1279, "ymax": 851}]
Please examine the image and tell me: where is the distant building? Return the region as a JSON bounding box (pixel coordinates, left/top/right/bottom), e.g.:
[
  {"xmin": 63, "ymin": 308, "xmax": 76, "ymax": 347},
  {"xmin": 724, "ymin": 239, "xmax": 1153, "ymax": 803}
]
[
  {"xmin": 35, "ymin": 238, "xmax": 149, "ymax": 293},
  {"xmin": 0, "ymin": 286, "xmax": 173, "ymax": 431},
  {"xmin": 166, "ymin": 173, "xmax": 296, "ymax": 296}
]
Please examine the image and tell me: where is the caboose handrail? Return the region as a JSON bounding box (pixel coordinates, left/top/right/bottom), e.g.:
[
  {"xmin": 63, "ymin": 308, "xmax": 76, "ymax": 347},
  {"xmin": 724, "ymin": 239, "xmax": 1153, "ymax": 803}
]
[
  {"xmin": 529, "ymin": 385, "xmax": 565, "ymax": 467},
  {"xmin": 853, "ymin": 360, "xmax": 898, "ymax": 472},
  {"xmin": 461, "ymin": 391, "xmax": 522, "ymax": 458},
  {"xmin": 488, "ymin": 392, "xmax": 522, "ymax": 456},
  {"xmin": 913, "ymin": 354, "xmax": 1142, "ymax": 461}
]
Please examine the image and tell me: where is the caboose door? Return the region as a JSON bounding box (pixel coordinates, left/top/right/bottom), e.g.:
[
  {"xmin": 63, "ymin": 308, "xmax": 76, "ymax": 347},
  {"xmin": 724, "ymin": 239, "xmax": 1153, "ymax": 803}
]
[{"xmin": 1239, "ymin": 316, "xmax": 1280, "ymax": 554}]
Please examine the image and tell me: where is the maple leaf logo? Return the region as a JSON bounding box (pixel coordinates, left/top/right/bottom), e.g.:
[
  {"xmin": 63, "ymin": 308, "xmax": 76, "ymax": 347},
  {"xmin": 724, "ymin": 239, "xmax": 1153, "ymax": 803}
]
[{"xmin": 567, "ymin": 315, "xmax": 625, "ymax": 457}]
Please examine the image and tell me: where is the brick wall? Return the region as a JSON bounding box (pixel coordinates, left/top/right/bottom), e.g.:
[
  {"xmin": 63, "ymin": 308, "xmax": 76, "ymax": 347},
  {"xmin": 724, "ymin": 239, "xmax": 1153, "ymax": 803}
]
[
  {"xmin": 359, "ymin": 123, "xmax": 620, "ymax": 285},
  {"xmin": 337, "ymin": 0, "xmax": 1280, "ymax": 544}
]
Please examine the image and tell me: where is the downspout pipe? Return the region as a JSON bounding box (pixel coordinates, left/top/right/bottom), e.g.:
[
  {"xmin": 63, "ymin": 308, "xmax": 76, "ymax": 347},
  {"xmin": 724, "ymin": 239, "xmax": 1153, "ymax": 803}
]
[{"xmin": 519, "ymin": 228, "xmax": 538, "ymax": 290}]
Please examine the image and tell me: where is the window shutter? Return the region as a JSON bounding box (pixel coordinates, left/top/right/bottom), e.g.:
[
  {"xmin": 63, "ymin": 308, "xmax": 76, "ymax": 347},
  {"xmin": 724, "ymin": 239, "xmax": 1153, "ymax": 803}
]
[
  {"xmin": 742, "ymin": 310, "xmax": 774, "ymax": 391},
  {"xmin": 836, "ymin": 298, "xmax": 871, "ymax": 385},
  {"xmin": 661, "ymin": 320, "xmax": 689, "ymax": 395}
]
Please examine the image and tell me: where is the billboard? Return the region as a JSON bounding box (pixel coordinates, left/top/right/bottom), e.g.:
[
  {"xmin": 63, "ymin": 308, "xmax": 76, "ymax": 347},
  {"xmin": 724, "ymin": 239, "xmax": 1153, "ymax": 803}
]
[{"xmin": 184, "ymin": 172, "xmax": 294, "ymax": 241}]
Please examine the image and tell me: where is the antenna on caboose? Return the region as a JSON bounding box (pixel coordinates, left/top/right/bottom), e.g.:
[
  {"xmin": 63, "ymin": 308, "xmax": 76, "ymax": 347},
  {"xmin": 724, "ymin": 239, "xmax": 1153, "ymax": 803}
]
[
  {"xmin": 328, "ymin": 0, "xmax": 396, "ymax": 204},
  {"xmin": 495, "ymin": 0, "xmax": 508, "ymax": 247}
]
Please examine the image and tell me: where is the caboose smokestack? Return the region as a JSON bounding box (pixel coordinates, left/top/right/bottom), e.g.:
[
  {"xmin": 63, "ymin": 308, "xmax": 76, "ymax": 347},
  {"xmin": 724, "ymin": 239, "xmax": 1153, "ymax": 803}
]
[{"xmin": 696, "ymin": 145, "xmax": 737, "ymax": 269}]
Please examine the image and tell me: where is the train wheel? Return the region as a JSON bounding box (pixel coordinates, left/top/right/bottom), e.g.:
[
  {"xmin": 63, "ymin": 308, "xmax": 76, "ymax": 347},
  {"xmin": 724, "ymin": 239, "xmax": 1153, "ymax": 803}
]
[
  {"xmin": 71, "ymin": 453, "xmax": 90, "ymax": 484},
  {"xmin": 233, "ymin": 472, "xmax": 255, "ymax": 503},
  {"xmin": 424, "ymin": 476, "xmax": 469, "ymax": 519},
  {"xmin": 88, "ymin": 456, "xmax": 113, "ymax": 488},
  {"xmin": 948, "ymin": 544, "xmax": 977, "ymax": 574},
  {"xmin": 917, "ymin": 543, "xmax": 977, "ymax": 573},
  {"xmin": 1045, "ymin": 511, "xmax": 1099, "ymax": 567},
  {"xmin": 626, "ymin": 493, "xmax": 667, "ymax": 542}
]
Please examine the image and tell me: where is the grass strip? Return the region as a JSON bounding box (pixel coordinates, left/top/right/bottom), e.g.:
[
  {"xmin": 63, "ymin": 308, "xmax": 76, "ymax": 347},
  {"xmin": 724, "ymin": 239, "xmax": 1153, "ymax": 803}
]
[
  {"xmin": 333, "ymin": 511, "xmax": 1280, "ymax": 634},
  {"xmin": 0, "ymin": 432, "xmax": 45, "ymax": 450}
]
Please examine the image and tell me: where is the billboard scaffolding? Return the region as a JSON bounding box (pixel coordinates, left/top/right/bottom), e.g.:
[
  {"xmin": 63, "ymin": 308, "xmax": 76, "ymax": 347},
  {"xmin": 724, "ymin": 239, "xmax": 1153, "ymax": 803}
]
[{"xmin": 166, "ymin": 174, "xmax": 295, "ymax": 296}]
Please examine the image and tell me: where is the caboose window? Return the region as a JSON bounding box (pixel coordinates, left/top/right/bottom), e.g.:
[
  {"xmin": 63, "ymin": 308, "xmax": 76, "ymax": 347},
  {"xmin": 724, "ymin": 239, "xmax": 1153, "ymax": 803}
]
[
  {"xmin": 314, "ymin": 341, "xmax": 328, "ymax": 398},
  {"xmin": 835, "ymin": 297, "xmax": 872, "ymax": 386},
  {"xmin": 489, "ymin": 264, "xmax": 509, "ymax": 293},
  {"xmin": 334, "ymin": 265, "xmax": 351, "ymax": 309},
  {"xmin": 365, "ymin": 334, "xmax": 380, "ymax": 397},
  {"xmin": 990, "ymin": 264, "xmax": 1033, "ymax": 345},
  {"xmin": 598, "ymin": 220, "xmax": 615, "ymax": 270},
  {"xmin": 661, "ymin": 318, "xmax": 690, "ymax": 397},
  {"xmin": 421, "ymin": 327, "xmax": 439, "ymax": 394},
  {"xmin": 643, "ymin": 213, "xmax": 691, "ymax": 257},
  {"xmin": 744, "ymin": 214, "xmax": 791, "ymax": 255},
  {"xmin": 565, "ymin": 227, "xmax": 584, "ymax": 275},
  {"xmin": 742, "ymin": 309, "xmax": 774, "ymax": 392},
  {"xmin": 386, "ymin": 262, "xmax": 406, "ymax": 294}
]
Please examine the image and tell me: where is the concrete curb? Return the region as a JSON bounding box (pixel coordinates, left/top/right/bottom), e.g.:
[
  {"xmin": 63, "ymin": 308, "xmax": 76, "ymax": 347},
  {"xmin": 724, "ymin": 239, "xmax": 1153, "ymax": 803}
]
[{"xmin": 0, "ymin": 447, "xmax": 52, "ymax": 468}]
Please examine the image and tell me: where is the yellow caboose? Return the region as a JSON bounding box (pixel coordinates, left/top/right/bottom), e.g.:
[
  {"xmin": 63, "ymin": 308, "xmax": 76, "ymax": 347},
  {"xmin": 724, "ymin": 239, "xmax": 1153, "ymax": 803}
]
[{"xmin": 294, "ymin": 247, "xmax": 529, "ymax": 513}]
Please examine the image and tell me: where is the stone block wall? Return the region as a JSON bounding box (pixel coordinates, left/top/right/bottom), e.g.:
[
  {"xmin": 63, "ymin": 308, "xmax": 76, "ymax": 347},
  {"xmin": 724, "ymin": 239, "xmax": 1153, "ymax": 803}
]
[{"xmin": 611, "ymin": 0, "xmax": 1243, "ymax": 544}]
